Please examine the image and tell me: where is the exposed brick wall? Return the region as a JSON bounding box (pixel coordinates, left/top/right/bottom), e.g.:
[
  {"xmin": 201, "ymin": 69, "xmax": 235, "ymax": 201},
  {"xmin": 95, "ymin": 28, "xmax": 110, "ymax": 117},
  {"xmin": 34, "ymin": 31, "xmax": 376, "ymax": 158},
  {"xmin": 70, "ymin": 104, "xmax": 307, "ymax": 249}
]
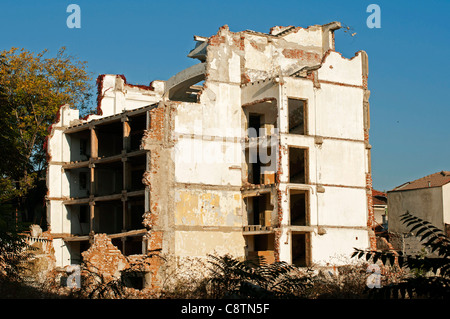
[
  {"xmin": 232, "ymin": 35, "xmax": 245, "ymax": 51},
  {"xmin": 282, "ymin": 48, "xmax": 321, "ymax": 62},
  {"xmin": 144, "ymin": 106, "xmax": 165, "ymax": 142},
  {"xmin": 274, "ymin": 139, "xmax": 287, "ymax": 262},
  {"xmin": 209, "ymin": 35, "xmax": 225, "ymax": 47},
  {"xmin": 81, "ymin": 233, "xmax": 164, "ymax": 293},
  {"xmin": 141, "ymin": 105, "xmax": 168, "ymax": 291},
  {"xmin": 366, "ymin": 173, "xmax": 376, "ymax": 250},
  {"xmin": 82, "ymin": 234, "xmax": 128, "ymax": 282}
]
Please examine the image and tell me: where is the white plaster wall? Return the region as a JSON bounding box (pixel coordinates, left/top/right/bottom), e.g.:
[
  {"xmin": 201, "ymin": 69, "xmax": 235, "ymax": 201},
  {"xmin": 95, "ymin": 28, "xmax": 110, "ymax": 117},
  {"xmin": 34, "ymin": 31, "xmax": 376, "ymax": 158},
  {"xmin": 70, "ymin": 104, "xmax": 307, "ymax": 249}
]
[
  {"xmin": 314, "ymin": 84, "xmax": 364, "ymax": 140},
  {"xmin": 284, "ymin": 78, "xmax": 316, "ymax": 135},
  {"xmin": 175, "ymin": 230, "xmax": 245, "ymax": 258},
  {"xmin": 317, "ymin": 187, "xmax": 368, "ymax": 227},
  {"xmin": 275, "ymin": 48, "xmax": 369, "ymax": 266},
  {"xmin": 283, "ymin": 59, "xmax": 365, "ymax": 141},
  {"xmin": 47, "ymin": 165, "xmax": 63, "ymax": 198},
  {"xmin": 61, "ymin": 204, "xmax": 71, "ymax": 234},
  {"xmin": 310, "ymin": 228, "xmax": 369, "ymax": 265},
  {"xmin": 278, "ymin": 227, "xmax": 292, "ymax": 262},
  {"xmin": 48, "ymin": 129, "xmax": 63, "ymax": 162},
  {"xmin": 278, "ymin": 184, "xmax": 367, "ymax": 228},
  {"xmin": 61, "ymin": 170, "xmax": 70, "ymax": 198},
  {"xmin": 48, "ymin": 200, "xmax": 63, "ymax": 233},
  {"xmin": 281, "ymin": 27, "xmax": 323, "ymax": 47},
  {"xmin": 60, "ymin": 105, "xmax": 79, "ymax": 127},
  {"xmin": 176, "ymin": 86, "xmax": 241, "ymax": 137},
  {"xmin": 173, "ymin": 138, "xmax": 242, "ymax": 186},
  {"xmin": 53, "ymin": 238, "xmax": 71, "ymax": 267},
  {"xmin": 316, "ymin": 139, "xmax": 366, "ymax": 187},
  {"xmin": 174, "ymin": 188, "xmax": 242, "ymax": 227},
  {"xmin": 318, "ymin": 51, "xmax": 363, "ymax": 86},
  {"xmin": 174, "ymin": 81, "xmax": 243, "ymax": 186},
  {"xmin": 98, "ymin": 75, "xmax": 162, "ymax": 117},
  {"xmin": 277, "ymin": 228, "xmax": 366, "ymax": 266},
  {"xmin": 280, "ymin": 136, "xmax": 366, "ymax": 190},
  {"xmin": 243, "ymin": 37, "xmax": 271, "ymax": 71},
  {"xmin": 61, "ymin": 132, "xmax": 71, "ymax": 162},
  {"xmin": 241, "ymin": 80, "xmax": 279, "ymax": 105}
]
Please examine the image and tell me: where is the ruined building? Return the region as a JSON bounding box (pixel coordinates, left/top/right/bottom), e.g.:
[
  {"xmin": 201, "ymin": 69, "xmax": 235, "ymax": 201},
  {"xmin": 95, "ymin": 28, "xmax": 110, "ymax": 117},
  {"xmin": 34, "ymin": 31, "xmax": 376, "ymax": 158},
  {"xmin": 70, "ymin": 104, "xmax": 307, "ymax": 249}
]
[{"xmin": 46, "ymin": 22, "xmax": 374, "ymax": 288}]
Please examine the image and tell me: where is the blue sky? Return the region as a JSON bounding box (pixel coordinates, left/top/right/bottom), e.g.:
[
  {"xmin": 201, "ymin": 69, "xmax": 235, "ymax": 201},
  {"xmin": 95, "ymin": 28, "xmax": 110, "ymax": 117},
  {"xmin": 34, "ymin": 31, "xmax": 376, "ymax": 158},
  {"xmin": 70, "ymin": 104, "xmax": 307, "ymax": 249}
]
[{"xmin": 1, "ymin": 0, "xmax": 449, "ymax": 191}]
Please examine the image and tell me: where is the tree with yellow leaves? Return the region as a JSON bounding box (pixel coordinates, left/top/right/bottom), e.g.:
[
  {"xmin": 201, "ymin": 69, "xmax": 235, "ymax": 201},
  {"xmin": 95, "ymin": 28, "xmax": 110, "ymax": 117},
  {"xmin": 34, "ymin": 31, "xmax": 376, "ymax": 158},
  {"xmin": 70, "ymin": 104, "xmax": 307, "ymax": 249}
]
[{"xmin": 0, "ymin": 47, "xmax": 93, "ymax": 229}]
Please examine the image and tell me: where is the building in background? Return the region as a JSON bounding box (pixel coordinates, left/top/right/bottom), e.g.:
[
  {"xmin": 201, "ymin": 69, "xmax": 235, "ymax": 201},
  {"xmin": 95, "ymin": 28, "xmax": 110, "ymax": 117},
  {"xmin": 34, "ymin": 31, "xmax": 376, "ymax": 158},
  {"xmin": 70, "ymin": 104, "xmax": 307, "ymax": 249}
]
[
  {"xmin": 387, "ymin": 171, "xmax": 450, "ymax": 255},
  {"xmin": 45, "ymin": 22, "xmax": 373, "ymax": 289}
]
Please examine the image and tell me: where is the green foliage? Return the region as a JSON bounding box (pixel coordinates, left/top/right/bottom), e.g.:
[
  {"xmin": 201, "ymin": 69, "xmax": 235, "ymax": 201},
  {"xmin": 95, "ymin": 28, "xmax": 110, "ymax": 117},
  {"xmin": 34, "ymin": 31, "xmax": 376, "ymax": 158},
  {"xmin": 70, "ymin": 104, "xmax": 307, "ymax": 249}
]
[
  {"xmin": 352, "ymin": 211, "xmax": 450, "ymax": 299},
  {"xmin": 0, "ymin": 47, "xmax": 93, "ymax": 204},
  {"xmin": 207, "ymin": 254, "xmax": 313, "ymax": 299}
]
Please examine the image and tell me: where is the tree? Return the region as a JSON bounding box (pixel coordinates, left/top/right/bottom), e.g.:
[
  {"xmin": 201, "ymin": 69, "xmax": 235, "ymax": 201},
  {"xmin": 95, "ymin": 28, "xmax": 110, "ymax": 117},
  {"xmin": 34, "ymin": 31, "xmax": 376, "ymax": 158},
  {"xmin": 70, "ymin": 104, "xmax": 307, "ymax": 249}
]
[
  {"xmin": 352, "ymin": 211, "xmax": 450, "ymax": 298},
  {"xmin": 0, "ymin": 47, "xmax": 93, "ymax": 222}
]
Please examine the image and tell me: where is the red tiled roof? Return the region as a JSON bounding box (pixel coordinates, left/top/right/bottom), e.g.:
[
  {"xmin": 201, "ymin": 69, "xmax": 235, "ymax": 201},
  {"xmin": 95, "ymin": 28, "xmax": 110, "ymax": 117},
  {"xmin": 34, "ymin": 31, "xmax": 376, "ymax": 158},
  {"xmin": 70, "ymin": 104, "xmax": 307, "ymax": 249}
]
[
  {"xmin": 391, "ymin": 171, "xmax": 450, "ymax": 192},
  {"xmin": 372, "ymin": 189, "xmax": 387, "ymax": 206},
  {"xmin": 372, "ymin": 189, "xmax": 386, "ymax": 197}
]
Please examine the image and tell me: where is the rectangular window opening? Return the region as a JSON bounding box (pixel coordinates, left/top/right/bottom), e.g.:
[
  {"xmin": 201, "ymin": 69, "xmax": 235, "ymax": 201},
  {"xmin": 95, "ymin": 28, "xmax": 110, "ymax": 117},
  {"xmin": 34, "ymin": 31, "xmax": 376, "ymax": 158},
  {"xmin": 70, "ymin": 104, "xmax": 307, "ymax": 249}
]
[
  {"xmin": 248, "ymin": 114, "xmax": 261, "ymax": 137},
  {"xmin": 97, "ymin": 121, "xmax": 123, "ymax": 158},
  {"xmin": 122, "ymin": 271, "xmax": 146, "ymax": 290},
  {"xmin": 94, "ymin": 201, "xmax": 123, "ymax": 234},
  {"xmin": 289, "ymin": 147, "xmax": 307, "ymax": 184},
  {"xmin": 292, "ymin": 233, "xmax": 309, "ymax": 267},
  {"xmin": 129, "ymin": 114, "xmax": 147, "ymax": 152},
  {"xmin": 246, "ymin": 234, "xmax": 275, "ymax": 265},
  {"xmin": 79, "ymin": 205, "xmax": 89, "ymax": 224},
  {"xmin": 288, "ymin": 98, "xmax": 306, "ymax": 135},
  {"xmin": 247, "ymin": 193, "xmax": 273, "ymax": 226},
  {"xmin": 290, "ymin": 190, "xmax": 308, "ymax": 226}
]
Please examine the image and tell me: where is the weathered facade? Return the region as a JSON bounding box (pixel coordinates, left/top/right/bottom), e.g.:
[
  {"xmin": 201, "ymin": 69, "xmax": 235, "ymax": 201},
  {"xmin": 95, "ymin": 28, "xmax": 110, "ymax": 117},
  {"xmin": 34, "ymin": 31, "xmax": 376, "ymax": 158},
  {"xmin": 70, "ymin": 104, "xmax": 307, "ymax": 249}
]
[{"xmin": 46, "ymin": 22, "xmax": 374, "ymax": 289}]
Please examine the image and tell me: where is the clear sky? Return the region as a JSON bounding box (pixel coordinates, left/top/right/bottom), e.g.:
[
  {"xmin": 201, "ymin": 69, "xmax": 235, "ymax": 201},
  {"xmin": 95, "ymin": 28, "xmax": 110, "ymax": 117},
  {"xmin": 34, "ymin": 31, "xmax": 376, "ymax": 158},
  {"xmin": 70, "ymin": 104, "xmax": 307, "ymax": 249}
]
[{"xmin": 1, "ymin": 0, "xmax": 449, "ymax": 192}]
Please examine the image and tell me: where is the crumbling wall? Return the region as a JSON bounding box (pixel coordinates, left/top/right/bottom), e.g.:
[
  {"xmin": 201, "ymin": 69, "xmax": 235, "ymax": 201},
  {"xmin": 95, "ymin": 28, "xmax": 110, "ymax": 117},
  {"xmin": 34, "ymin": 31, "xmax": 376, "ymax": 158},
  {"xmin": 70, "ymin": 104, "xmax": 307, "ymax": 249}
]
[
  {"xmin": 141, "ymin": 102, "xmax": 176, "ymax": 289},
  {"xmin": 96, "ymin": 74, "xmax": 163, "ymax": 117},
  {"xmin": 82, "ymin": 234, "xmax": 128, "ymax": 282},
  {"xmin": 80, "ymin": 234, "xmax": 164, "ymax": 293},
  {"xmin": 205, "ymin": 23, "xmax": 339, "ymax": 85},
  {"xmin": 20, "ymin": 229, "xmax": 56, "ymax": 284}
]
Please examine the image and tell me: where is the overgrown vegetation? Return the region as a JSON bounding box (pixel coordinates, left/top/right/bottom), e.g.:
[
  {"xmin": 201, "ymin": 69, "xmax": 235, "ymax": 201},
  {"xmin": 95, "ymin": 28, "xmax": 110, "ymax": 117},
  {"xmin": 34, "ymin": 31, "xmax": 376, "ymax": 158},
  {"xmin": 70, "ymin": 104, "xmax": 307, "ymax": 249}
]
[
  {"xmin": 207, "ymin": 254, "xmax": 314, "ymax": 299},
  {"xmin": 1, "ymin": 211, "xmax": 448, "ymax": 299},
  {"xmin": 352, "ymin": 211, "xmax": 450, "ymax": 299},
  {"xmin": 0, "ymin": 230, "xmax": 33, "ymax": 281},
  {"xmin": 0, "ymin": 217, "xmax": 39, "ymax": 298}
]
